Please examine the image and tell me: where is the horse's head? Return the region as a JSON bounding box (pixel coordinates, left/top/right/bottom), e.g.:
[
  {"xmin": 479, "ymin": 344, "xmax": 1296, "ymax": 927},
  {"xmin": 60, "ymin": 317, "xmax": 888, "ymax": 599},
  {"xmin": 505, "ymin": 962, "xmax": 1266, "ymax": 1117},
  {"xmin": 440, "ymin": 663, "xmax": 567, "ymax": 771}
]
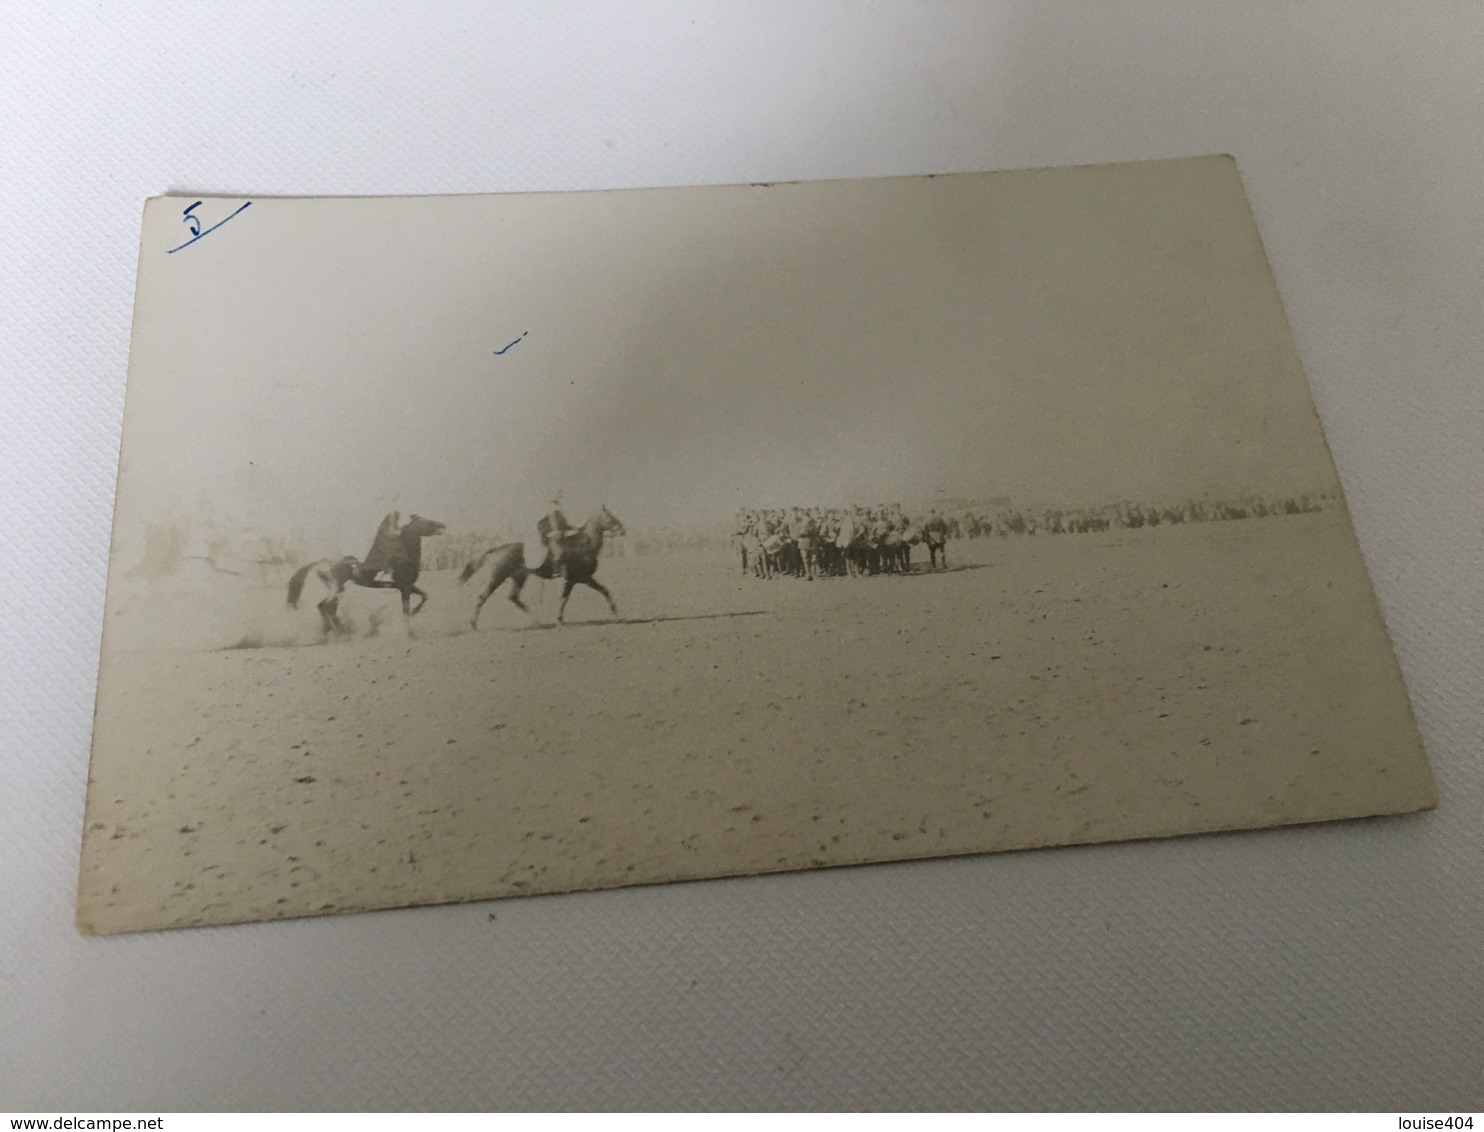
[
  {"xmin": 404, "ymin": 514, "xmax": 447, "ymax": 539},
  {"xmin": 596, "ymin": 505, "xmax": 626, "ymax": 538}
]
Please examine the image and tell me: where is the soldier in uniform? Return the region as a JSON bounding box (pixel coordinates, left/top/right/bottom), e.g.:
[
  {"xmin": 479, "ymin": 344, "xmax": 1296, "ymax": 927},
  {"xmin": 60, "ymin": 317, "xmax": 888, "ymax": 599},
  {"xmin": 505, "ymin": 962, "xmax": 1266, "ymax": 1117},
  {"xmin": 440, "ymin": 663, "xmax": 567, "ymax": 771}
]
[
  {"xmin": 356, "ymin": 511, "xmax": 401, "ymax": 585},
  {"xmin": 537, "ymin": 496, "xmax": 572, "ymax": 579},
  {"xmin": 734, "ymin": 508, "xmax": 756, "ymax": 576}
]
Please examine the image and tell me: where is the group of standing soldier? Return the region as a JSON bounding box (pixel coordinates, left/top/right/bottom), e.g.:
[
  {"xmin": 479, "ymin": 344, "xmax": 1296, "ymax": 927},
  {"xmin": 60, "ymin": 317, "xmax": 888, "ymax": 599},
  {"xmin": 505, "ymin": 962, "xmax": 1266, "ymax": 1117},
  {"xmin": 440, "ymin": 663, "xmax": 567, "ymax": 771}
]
[
  {"xmin": 728, "ymin": 491, "xmax": 1334, "ymax": 581},
  {"xmin": 732, "ymin": 504, "xmax": 952, "ymax": 579}
]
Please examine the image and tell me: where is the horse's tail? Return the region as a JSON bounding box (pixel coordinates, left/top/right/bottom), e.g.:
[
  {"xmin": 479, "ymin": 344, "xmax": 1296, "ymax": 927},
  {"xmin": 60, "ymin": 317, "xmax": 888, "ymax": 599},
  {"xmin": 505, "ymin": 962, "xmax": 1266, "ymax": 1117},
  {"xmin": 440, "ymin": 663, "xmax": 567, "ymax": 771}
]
[
  {"xmin": 286, "ymin": 560, "xmax": 323, "ymax": 608},
  {"xmin": 458, "ymin": 547, "xmax": 498, "ymax": 584},
  {"xmin": 460, "ymin": 543, "xmax": 525, "ymax": 584}
]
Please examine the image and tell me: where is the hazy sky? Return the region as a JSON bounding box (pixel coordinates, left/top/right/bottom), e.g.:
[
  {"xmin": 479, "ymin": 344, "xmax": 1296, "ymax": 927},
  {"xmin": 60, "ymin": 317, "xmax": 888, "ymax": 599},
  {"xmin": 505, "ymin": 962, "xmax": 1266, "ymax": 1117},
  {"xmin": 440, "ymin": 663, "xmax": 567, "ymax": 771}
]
[{"xmin": 117, "ymin": 156, "xmax": 1339, "ymax": 550}]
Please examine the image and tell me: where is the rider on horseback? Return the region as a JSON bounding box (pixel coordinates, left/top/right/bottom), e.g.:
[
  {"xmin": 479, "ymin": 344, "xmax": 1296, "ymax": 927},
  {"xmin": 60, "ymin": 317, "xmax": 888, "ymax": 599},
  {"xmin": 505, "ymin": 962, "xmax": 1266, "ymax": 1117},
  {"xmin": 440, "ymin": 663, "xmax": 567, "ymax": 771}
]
[
  {"xmin": 357, "ymin": 511, "xmax": 401, "ymax": 585},
  {"xmin": 537, "ymin": 495, "xmax": 572, "ymax": 580}
]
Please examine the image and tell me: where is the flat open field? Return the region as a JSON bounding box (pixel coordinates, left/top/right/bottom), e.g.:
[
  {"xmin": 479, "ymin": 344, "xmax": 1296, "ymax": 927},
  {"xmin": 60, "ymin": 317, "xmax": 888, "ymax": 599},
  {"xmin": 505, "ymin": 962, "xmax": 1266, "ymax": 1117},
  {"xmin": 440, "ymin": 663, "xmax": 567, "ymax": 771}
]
[{"xmin": 79, "ymin": 511, "xmax": 1434, "ymax": 933}]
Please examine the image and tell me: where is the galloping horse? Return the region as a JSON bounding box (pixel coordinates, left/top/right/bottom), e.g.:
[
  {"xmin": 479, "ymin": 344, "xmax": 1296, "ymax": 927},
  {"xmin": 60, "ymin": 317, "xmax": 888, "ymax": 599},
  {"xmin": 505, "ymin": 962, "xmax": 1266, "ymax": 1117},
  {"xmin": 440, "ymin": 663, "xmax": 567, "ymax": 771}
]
[
  {"xmin": 287, "ymin": 512, "xmax": 447, "ymax": 634},
  {"xmin": 461, "ymin": 505, "xmax": 627, "ymax": 628}
]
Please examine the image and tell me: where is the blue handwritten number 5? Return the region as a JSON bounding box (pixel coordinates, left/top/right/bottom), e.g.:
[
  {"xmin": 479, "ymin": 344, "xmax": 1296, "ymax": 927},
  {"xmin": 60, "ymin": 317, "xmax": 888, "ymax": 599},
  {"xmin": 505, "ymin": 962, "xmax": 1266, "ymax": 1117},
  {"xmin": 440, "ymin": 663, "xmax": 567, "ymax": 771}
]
[{"xmin": 168, "ymin": 200, "xmax": 252, "ymax": 254}]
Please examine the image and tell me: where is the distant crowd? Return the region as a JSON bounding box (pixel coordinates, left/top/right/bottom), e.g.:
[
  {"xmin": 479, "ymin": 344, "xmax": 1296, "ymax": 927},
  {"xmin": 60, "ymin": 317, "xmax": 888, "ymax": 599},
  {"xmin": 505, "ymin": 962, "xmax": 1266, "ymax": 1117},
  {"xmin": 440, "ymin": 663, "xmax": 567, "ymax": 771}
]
[
  {"xmin": 730, "ymin": 491, "xmax": 1338, "ymax": 579},
  {"xmin": 733, "ymin": 504, "xmax": 947, "ymax": 578}
]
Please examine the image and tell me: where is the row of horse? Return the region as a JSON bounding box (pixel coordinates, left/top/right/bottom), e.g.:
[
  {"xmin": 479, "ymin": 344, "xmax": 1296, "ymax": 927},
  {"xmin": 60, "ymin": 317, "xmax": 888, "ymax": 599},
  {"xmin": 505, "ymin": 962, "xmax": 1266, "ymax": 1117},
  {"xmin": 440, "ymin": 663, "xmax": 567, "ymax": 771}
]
[{"xmin": 285, "ymin": 507, "xmax": 628, "ymax": 635}]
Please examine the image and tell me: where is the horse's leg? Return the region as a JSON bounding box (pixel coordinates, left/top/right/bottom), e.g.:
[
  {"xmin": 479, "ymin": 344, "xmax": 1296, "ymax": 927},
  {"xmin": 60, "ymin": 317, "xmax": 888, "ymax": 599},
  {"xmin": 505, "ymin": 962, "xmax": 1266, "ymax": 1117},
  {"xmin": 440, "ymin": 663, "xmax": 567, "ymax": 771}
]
[
  {"xmin": 585, "ymin": 577, "xmax": 619, "ymax": 618},
  {"xmin": 472, "ymin": 574, "xmax": 495, "ymax": 628},
  {"xmin": 320, "ymin": 593, "xmax": 346, "ymax": 635},
  {"xmin": 556, "ymin": 578, "xmax": 576, "ymax": 623},
  {"xmin": 393, "ymin": 585, "xmax": 415, "ymax": 637},
  {"xmin": 407, "ymin": 585, "xmax": 428, "ymax": 616},
  {"xmin": 507, "ymin": 570, "xmax": 531, "ymax": 614}
]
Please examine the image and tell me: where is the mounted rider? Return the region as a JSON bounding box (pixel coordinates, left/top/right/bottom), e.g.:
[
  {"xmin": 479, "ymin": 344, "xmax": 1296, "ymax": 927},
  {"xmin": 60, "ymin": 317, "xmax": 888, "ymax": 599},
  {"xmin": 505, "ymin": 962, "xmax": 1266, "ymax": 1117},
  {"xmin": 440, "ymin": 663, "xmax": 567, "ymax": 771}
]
[
  {"xmin": 356, "ymin": 511, "xmax": 401, "ymax": 585},
  {"xmin": 537, "ymin": 495, "xmax": 572, "ymax": 579}
]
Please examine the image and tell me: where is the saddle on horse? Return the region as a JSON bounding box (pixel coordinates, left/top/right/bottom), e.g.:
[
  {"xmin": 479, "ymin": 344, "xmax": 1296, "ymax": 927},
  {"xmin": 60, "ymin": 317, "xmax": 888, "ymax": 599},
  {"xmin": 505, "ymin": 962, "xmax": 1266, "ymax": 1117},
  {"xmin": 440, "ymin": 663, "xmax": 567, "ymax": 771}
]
[
  {"xmin": 357, "ymin": 511, "xmax": 401, "ymax": 584},
  {"xmin": 536, "ymin": 509, "xmax": 574, "ymax": 579}
]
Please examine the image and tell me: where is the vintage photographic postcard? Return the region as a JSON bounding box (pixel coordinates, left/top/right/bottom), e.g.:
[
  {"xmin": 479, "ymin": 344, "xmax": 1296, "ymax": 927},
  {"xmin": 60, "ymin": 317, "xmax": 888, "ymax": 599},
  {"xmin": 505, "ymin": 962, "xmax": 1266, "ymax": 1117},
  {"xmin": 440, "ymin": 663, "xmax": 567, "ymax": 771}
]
[{"xmin": 78, "ymin": 155, "xmax": 1437, "ymax": 934}]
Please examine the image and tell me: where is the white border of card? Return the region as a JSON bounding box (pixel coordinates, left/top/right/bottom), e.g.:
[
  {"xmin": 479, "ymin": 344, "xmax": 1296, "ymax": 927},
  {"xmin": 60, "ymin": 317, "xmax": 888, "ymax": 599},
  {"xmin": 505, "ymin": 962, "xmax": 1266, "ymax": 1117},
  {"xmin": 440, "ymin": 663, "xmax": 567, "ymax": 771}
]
[{"xmin": 78, "ymin": 156, "xmax": 1437, "ymax": 935}]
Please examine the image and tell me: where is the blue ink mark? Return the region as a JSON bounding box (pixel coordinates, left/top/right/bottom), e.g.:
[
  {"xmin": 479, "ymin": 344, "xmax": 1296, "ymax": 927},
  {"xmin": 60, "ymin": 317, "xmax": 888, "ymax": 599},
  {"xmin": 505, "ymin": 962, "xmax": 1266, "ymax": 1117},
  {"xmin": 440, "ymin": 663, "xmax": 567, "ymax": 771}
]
[
  {"xmin": 167, "ymin": 200, "xmax": 252, "ymax": 254},
  {"xmin": 493, "ymin": 331, "xmax": 528, "ymax": 355}
]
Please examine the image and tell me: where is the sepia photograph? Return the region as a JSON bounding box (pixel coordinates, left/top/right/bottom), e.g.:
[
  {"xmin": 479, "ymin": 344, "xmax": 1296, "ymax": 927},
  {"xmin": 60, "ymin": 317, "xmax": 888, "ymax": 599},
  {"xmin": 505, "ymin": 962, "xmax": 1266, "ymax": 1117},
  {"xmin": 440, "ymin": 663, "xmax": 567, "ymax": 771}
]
[{"xmin": 78, "ymin": 154, "xmax": 1437, "ymax": 935}]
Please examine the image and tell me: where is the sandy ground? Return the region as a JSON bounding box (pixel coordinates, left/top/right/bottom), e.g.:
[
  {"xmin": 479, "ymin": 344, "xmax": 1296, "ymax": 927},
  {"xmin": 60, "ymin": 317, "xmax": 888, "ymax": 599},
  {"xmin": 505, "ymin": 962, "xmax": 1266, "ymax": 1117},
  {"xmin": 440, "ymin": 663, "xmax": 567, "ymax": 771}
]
[{"xmin": 78, "ymin": 512, "xmax": 1436, "ymax": 934}]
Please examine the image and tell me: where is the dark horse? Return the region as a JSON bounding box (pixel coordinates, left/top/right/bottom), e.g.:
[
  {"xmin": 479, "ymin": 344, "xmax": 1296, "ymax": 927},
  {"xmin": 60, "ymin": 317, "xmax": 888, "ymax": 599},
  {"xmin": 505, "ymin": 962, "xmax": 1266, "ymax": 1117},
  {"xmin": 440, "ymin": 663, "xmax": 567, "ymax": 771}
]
[
  {"xmin": 460, "ymin": 505, "xmax": 626, "ymax": 628},
  {"xmin": 287, "ymin": 512, "xmax": 447, "ymax": 634}
]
